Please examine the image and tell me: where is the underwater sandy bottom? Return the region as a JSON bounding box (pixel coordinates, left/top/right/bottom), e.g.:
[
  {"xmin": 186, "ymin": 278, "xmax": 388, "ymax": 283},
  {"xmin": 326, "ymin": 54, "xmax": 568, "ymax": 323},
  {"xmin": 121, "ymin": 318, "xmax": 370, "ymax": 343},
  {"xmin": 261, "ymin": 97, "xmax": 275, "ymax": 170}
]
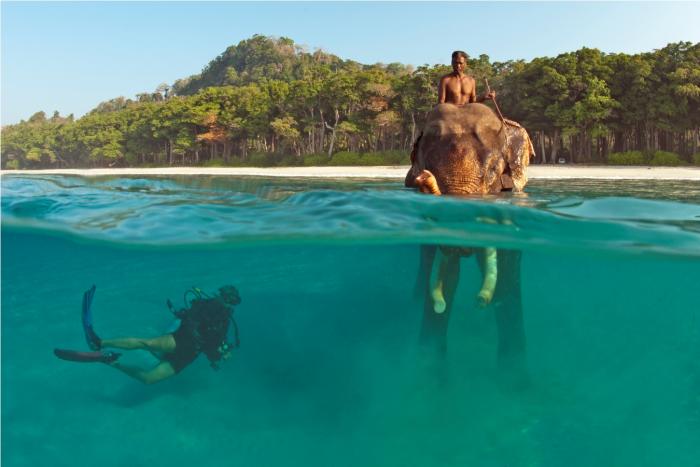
[{"xmin": 3, "ymin": 235, "xmax": 700, "ymax": 467}]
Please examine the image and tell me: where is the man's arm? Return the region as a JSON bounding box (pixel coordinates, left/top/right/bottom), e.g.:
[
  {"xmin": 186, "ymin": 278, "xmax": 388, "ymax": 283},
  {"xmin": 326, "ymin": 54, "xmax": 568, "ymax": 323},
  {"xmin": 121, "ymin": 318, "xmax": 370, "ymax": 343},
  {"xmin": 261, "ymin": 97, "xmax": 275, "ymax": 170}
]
[
  {"xmin": 438, "ymin": 76, "xmax": 447, "ymax": 104},
  {"xmin": 475, "ymin": 92, "xmax": 495, "ymax": 103},
  {"xmin": 474, "ymin": 78, "xmax": 495, "ymax": 103},
  {"xmin": 469, "ymin": 79, "xmax": 477, "ymax": 103}
]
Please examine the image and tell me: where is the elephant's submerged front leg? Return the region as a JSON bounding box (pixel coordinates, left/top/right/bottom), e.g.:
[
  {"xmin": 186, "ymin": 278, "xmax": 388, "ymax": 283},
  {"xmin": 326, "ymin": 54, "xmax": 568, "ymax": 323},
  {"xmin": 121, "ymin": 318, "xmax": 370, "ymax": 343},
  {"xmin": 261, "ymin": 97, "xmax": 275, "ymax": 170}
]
[
  {"xmin": 419, "ymin": 250, "xmax": 461, "ymax": 356},
  {"xmin": 491, "ymin": 249, "xmax": 527, "ymax": 381}
]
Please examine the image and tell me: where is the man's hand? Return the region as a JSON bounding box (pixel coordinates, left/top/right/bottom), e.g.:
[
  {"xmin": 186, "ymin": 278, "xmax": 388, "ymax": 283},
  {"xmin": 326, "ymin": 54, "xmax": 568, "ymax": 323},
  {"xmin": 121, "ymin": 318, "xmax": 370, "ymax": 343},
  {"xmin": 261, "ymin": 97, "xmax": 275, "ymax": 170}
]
[{"xmin": 483, "ymin": 90, "xmax": 496, "ymax": 101}]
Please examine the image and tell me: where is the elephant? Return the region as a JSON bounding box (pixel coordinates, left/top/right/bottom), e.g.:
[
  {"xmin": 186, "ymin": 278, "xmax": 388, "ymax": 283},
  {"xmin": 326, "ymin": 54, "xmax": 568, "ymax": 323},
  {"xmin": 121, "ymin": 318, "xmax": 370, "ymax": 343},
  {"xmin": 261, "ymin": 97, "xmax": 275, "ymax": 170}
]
[
  {"xmin": 405, "ymin": 103, "xmax": 534, "ymax": 382},
  {"xmin": 405, "ymin": 103, "xmax": 533, "ymax": 194}
]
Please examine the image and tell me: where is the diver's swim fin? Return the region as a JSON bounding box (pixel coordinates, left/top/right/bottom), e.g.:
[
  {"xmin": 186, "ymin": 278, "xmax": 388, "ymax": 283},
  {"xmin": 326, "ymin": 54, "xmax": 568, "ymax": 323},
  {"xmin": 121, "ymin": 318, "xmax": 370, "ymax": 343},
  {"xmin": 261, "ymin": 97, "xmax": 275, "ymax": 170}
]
[
  {"xmin": 54, "ymin": 348, "xmax": 121, "ymax": 363},
  {"xmin": 81, "ymin": 285, "xmax": 102, "ymax": 350}
]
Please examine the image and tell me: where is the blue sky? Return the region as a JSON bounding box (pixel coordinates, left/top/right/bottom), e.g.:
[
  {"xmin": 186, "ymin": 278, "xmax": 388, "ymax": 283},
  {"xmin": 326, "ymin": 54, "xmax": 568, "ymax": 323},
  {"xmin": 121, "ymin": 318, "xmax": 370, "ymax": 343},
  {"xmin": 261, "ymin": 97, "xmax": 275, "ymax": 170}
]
[{"xmin": 2, "ymin": 1, "xmax": 699, "ymax": 125}]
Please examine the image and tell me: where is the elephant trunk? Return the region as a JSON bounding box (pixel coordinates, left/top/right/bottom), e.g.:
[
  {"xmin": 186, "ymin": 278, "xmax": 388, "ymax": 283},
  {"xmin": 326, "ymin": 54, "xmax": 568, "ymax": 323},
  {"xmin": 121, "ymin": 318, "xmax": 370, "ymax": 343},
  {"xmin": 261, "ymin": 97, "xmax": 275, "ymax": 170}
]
[
  {"xmin": 415, "ymin": 170, "xmax": 442, "ymax": 195},
  {"xmin": 477, "ymin": 247, "xmax": 498, "ymax": 306},
  {"xmin": 437, "ymin": 172, "xmax": 484, "ymax": 195}
]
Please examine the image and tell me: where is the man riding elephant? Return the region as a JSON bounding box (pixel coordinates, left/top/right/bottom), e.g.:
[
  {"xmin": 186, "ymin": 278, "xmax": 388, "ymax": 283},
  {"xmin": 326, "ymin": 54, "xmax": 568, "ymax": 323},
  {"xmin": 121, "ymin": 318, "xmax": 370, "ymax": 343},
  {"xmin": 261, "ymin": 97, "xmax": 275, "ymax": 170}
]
[
  {"xmin": 406, "ymin": 51, "xmax": 534, "ymax": 384},
  {"xmin": 439, "ymin": 50, "xmax": 495, "ymax": 105}
]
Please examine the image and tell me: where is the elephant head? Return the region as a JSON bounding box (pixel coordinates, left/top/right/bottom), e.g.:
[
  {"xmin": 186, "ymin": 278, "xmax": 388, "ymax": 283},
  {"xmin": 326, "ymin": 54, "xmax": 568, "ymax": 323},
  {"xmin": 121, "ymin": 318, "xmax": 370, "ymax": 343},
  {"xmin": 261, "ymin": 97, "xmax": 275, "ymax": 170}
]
[{"xmin": 405, "ymin": 103, "xmax": 534, "ymax": 194}]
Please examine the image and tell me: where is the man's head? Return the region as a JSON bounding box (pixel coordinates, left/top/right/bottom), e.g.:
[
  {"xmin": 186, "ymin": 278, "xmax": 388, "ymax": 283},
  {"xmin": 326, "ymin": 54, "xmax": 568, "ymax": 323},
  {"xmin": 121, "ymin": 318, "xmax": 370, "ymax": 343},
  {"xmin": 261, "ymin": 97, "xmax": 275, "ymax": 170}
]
[
  {"xmin": 218, "ymin": 285, "xmax": 241, "ymax": 306},
  {"xmin": 451, "ymin": 50, "xmax": 469, "ymax": 75}
]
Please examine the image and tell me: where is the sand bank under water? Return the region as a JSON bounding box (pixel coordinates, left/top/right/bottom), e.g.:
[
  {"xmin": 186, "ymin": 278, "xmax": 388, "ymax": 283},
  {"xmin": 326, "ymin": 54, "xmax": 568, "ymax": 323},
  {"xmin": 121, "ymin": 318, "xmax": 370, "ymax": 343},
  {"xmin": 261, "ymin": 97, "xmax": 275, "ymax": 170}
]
[{"xmin": 2, "ymin": 165, "xmax": 700, "ymax": 180}]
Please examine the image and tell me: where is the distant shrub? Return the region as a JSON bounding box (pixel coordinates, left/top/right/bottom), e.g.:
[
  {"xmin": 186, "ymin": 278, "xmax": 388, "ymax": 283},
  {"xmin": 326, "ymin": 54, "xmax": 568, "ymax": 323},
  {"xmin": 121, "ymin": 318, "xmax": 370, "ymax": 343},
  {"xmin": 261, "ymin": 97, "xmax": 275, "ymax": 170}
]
[
  {"xmin": 328, "ymin": 150, "xmax": 410, "ymax": 166},
  {"xmin": 607, "ymin": 151, "xmax": 648, "ymax": 165},
  {"xmin": 247, "ymin": 152, "xmax": 276, "ymax": 167},
  {"xmin": 648, "ymin": 151, "xmax": 685, "ymax": 166},
  {"xmin": 377, "ymin": 150, "xmax": 411, "ymax": 165},
  {"xmin": 302, "ymin": 153, "xmax": 329, "ymax": 166},
  {"xmin": 277, "ymin": 154, "xmax": 301, "ymax": 166},
  {"xmin": 328, "ymin": 151, "xmax": 362, "ymax": 165},
  {"xmin": 203, "ymin": 158, "xmax": 226, "ymax": 167},
  {"xmin": 216, "ymin": 150, "xmax": 410, "ymax": 167},
  {"xmin": 4, "ymin": 159, "xmax": 20, "ymax": 170},
  {"xmin": 691, "ymin": 153, "xmax": 700, "ymax": 165}
]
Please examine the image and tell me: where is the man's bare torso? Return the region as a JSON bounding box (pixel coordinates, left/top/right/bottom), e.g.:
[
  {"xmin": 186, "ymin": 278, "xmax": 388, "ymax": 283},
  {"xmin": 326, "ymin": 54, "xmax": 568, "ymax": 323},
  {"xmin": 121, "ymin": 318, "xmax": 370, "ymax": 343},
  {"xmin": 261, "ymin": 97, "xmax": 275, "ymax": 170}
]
[{"xmin": 439, "ymin": 74, "xmax": 476, "ymax": 105}]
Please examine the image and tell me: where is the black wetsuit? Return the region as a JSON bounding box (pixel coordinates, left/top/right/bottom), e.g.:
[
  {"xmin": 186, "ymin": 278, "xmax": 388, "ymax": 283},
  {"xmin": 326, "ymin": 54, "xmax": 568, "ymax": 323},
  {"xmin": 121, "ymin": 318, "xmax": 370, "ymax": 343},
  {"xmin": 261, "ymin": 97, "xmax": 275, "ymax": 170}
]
[
  {"xmin": 162, "ymin": 301, "xmax": 232, "ymax": 373},
  {"xmin": 163, "ymin": 325, "xmax": 200, "ymax": 373}
]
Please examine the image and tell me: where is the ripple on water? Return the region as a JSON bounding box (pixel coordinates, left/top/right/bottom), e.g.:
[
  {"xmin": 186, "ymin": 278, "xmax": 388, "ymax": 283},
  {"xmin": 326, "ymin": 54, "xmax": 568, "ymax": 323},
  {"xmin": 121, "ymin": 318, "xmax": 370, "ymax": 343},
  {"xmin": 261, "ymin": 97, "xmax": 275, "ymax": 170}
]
[{"xmin": 2, "ymin": 175, "xmax": 700, "ymax": 258}]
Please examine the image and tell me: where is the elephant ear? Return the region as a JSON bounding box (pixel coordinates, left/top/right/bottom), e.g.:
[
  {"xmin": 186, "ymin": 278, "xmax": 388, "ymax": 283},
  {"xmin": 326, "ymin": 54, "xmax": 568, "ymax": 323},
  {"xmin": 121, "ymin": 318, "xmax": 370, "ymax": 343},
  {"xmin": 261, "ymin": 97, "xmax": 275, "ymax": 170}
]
[
  {"xmin": 503, "ymin": 121, "xmax": 534, "ymax": 192},
  {"xmin": 483, "ymin": 148, "xmax": 507, "ymax": 194},
  {"xmin": 404, "ymin": 132, "xmax": 424, "ymax": 188}
]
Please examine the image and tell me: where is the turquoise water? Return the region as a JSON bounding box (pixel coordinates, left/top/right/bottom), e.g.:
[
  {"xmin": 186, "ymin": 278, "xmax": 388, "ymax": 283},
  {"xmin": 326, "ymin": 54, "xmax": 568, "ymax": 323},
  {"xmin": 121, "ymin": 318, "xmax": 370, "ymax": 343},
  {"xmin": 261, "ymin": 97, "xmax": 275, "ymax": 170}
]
[{"xmin": 2, "ymin": 175, "xmax": 699, "ymax": 467}]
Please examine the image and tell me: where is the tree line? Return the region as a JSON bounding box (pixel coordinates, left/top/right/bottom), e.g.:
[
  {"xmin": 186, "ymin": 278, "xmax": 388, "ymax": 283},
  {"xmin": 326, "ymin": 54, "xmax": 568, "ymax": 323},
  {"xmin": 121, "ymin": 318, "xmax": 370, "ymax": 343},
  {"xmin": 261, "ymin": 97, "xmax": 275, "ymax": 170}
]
[{"xmin": 2, "ymin": 35, "xmax": 699, "ymax": 169}]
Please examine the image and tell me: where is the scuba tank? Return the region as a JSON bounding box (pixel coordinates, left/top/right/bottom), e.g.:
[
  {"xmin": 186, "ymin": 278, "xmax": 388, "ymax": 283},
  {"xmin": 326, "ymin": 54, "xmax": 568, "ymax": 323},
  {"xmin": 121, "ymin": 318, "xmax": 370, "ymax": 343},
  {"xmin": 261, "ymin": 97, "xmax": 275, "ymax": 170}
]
[{"xmin": 166, "ymin": 286, "xmax": 241, "ymax": 369}]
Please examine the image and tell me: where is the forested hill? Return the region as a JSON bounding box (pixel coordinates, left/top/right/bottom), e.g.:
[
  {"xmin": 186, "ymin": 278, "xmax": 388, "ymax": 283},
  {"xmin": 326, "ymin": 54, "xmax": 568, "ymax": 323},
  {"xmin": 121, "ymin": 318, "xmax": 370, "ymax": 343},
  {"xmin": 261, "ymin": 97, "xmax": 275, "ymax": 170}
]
[
  {"xmin": 172, "ymin": 35, "xmax": 349, "ymax": 95},
  {"xmin": 2, "ymin": 35, "xmax": 699, "ymax": 169}
]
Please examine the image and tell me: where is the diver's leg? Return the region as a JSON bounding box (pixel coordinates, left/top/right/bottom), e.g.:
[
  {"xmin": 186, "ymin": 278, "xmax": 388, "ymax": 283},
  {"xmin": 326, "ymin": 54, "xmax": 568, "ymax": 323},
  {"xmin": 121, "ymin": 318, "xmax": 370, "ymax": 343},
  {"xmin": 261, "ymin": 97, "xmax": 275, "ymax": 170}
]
[
  {"xmin": 420, "ymin": 253, "xmax": 460, "ymax": 356},
  {"xmin": 492, "ymin": 249, "xmax": 528, "ymax": 385},
  {"xmin": 109, "ymin": 360, "xmax": 177, "ymax": 385},
  {"xmin": 81, "ymin": 285, "xmax": 102, "ymax": 350},
  {"xmin": 101, "ymin": 334, "xmax": 176, "ymax": 354}
]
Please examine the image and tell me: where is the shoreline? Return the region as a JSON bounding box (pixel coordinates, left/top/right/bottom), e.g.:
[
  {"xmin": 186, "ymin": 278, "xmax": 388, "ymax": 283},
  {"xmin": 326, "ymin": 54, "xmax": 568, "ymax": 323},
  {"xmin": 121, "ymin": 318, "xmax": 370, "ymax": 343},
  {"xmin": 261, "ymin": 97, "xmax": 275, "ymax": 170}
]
[{"xmin": 2, "ymin": 165, "xmax": 700, "ymax": 180}]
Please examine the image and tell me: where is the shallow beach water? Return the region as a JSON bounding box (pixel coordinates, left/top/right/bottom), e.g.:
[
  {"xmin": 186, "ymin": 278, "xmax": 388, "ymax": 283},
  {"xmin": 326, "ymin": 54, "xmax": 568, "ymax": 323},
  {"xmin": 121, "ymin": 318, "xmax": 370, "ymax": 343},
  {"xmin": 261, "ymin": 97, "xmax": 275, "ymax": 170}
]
[{"xmin": 2, "ymin": 175, "xmax": 700, "ymax": 467}]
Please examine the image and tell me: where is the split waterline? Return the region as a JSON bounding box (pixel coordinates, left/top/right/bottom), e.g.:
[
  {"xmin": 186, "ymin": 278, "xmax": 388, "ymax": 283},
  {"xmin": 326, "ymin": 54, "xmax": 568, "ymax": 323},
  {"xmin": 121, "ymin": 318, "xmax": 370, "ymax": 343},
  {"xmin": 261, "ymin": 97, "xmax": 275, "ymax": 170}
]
[{"xmin": 2, "ymin": 174, "xmax": 699, "ymax": 466}]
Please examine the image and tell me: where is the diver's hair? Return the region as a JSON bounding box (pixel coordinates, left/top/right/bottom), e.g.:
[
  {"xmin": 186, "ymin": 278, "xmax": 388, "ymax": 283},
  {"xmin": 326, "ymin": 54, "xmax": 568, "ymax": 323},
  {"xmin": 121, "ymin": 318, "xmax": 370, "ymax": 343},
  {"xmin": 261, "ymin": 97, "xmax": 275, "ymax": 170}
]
[{"xmin": 452, "ymin": 50, "xmax": 469, "ymax": 61}]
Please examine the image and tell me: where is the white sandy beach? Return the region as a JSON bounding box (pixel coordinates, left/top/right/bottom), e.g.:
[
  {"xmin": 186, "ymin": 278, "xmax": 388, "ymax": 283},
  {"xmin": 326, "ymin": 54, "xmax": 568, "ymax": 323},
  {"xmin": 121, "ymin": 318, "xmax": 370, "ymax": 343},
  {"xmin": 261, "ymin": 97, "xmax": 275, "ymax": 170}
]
[{"xmin": 2, "ymin": 165, "xmax": 700, "ymax": 180}]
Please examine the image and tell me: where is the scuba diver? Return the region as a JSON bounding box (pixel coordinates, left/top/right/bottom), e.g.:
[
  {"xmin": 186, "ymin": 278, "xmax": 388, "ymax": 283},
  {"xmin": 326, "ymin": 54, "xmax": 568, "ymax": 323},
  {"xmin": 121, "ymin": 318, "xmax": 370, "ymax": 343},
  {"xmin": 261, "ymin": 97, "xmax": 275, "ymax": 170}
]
[{"xmin": 54, "ymin": 285, "xmax": 241, "ymax": 384}]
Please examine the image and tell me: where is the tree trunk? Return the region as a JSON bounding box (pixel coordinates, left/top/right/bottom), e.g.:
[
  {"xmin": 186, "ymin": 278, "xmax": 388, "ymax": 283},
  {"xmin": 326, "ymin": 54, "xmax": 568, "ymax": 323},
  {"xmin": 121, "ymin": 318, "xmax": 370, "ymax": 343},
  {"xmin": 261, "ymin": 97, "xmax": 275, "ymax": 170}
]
[
  {"xmin": 551, "ymin": 130, "xmax": 559, "ymax": 163},
  {"xmin": 539, "ymin": 131, "xmax": 546, "ymax": 164},
  {"xmin": 410, "ymin": 112, "xmax": 416, "ymax": 146},
  {"xmin": 325, "ymin": 108, "xmax": 339, "ymax": 157},
  {"xmin": 308, "ymin": 107, "xmax": 315, "ymax": 154},
  {"xmin": 319, "ymin": 109, "xmax": 326, "ymax": 154},
  {"xmin": 569, "ymin": 136, "xmax": 575, "ymax": 163}
]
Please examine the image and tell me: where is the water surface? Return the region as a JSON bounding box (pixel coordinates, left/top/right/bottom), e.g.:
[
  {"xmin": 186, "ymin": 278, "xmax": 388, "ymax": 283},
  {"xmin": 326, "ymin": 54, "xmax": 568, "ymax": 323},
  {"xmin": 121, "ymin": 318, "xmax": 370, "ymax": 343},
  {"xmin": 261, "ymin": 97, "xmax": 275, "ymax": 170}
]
[{"xmin": 3, "ymin": 175, "xmax": 699, "ymax": 467}]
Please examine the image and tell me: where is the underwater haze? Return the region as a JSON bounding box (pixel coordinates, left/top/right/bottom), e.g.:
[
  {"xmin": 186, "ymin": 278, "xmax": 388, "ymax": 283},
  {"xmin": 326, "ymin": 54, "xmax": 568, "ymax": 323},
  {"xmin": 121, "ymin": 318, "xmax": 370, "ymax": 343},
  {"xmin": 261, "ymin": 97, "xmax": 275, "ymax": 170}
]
[{"xmin": 2, "ymin": 175, "xmax": 700, "ymax": 467}]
